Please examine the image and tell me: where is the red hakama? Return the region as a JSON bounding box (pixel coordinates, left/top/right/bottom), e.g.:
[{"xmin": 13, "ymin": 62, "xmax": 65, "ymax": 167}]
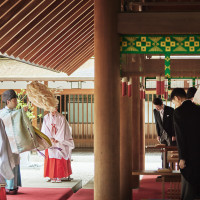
[{"xmin": 44, "ymin": 150, "xmax": 72, "ymax": 179}]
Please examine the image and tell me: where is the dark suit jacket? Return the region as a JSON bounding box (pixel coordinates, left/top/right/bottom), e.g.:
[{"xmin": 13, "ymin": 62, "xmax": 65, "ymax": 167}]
[
  {"xmin": 154, "ymin": 105, "xmax": 175, "ymax": 138},
  {"xmin": 174, "ymin": 100, "xmax": 200, "ymax": 185}
]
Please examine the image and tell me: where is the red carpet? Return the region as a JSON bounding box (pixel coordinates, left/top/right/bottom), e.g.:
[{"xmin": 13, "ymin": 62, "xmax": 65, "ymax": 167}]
[
  {"xmin": 67, "ymin": 176, "xmax": 171, "ymax": 200},
  {"xmin": 132, "ymin": 175, "xmax": 172, "ymax": 200},
  {"xmin": 7, "ymin": 187, "xmax": 73, "ymax": 200},
  {"xmin": 68, "ymin": 189, "xmax": 94, "ymax": 200},
  {"xmin": 8, "ymin": 176, "xmax": 174, "ymax": 200}
]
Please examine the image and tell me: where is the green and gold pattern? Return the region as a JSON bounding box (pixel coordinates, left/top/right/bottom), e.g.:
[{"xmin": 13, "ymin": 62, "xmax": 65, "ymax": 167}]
[
  {"xmin": 120, "ymin": 35, "xmax": 200, "ymax": 54},
  {"xmin": 165, "ymin": 53, "xmax": 171, "ymax": 88}
]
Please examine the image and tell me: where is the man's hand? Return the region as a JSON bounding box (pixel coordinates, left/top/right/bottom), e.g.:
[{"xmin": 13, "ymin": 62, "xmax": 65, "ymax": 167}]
[
  {"xmin": 172, "ymin": 136, "xmax": 176, "ymax": 141},
  {"xmin": 179, "ymin": 159, "xmax": 186, "ymax": 169},
  {"xmin": 51, "ymin": 138, "xmax": 56, "ymax": 143},
  {"xmin": 157, "ymin": 136, "xmax": 160, "ymax": 142}
]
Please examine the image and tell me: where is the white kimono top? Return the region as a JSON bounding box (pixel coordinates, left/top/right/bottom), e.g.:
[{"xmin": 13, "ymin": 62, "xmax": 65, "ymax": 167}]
[
  {"xmin": 41, "ymin": 112, "xmax": 74, "ymax": 160},
  {"xmin": 0, "ymin": 119, "xmax": 15, "ymax": 184}
]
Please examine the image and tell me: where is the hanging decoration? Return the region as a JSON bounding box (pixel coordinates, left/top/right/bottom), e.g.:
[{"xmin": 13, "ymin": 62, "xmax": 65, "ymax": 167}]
[
  {"xmin": 161, "ymin": 76, "xmax": 165, "ymax": 95},
  {"xmin": 143, "ymin": 88, "xmax": 145, "ymax": 99},
  {"xmin": 120, "ymin": 35, "xmax": 200, "ymax": 93},
  {"xmin": 122, "ymin": 77, "xmax": 127, "ymax": 96},
  {"xmin": 156, "ymin": 76, "xmax": 161, "ymax": 95},
  {"xmin": 140, "ymin": 77, "xmax": 145, "ymax": 99},
  {"xmin": 140, "ymin": 86, "xmax": 145, "ymax": 100},
  {"xmin": 128, "ymin": 77, "xmax": 132, "ymax": 97},
  {"xmin": 164, "ymin": 79, "xmax": 168, "ymax": 99},
  {"xmin": 164, "ymin": 89, "xmax": 168, "ymax": 100},
  {"xmin": 120, "ymin": 35, "xmax": 200, "ymax": 92}
]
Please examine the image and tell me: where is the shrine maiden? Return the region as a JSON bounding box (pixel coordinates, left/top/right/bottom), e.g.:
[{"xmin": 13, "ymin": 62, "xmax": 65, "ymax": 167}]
[{"xmin": 41, "ymin": 109, "xmax": 74, "ymax": 183}]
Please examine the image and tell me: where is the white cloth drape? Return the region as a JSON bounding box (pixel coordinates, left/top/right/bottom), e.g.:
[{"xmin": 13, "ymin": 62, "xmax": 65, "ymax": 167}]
[{"xmin": 0, "ymin": 119, "xmax": 15, "ymax": 182}]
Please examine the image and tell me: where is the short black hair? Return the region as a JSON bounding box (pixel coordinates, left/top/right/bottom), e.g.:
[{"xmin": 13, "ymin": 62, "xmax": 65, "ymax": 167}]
[
  {"xmin": 171, "ymin": 88, "xmax": 186, "ymax": 100},
  {"xmin": 186, "ymin": 87, "xmax": 197, "ymax": 99},
  {"xmin": 153, "ymin": 97, "xmax": 163, "ymax": 106}
]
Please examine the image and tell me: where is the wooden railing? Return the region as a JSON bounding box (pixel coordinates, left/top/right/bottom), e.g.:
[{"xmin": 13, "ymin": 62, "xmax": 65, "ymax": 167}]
[
  {"xmin": 45, "ymin": 92, "xmax": 94, "ymax": 148},
  {"xmin": 0, "ymin": 89, "xmax": 94, "ymax": 148},
  {"xmin": 0, "ymin": 89, "xmax": 175, "ymax": 148}
]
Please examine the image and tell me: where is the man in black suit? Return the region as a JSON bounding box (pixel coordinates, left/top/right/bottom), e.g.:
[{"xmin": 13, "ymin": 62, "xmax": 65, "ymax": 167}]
[
  {"xmin": 153, "ymin": 98, "xmax": 176, "ymax": 146},
  {"xmin": 171, "ymin": 88, "xmax": 200, "ymax": 200}
]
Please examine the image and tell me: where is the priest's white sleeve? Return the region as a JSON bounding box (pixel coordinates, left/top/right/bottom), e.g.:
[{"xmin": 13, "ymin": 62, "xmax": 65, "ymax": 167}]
[{"xmin": 0, "ymin": 119, "xmax": 15, "ymax": 181}]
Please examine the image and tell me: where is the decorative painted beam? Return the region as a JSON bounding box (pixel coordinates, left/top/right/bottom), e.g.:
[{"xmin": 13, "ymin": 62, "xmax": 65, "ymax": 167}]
[{"xmin": 120, "ymin": 35, "xmax": 200, "ymax": 54}]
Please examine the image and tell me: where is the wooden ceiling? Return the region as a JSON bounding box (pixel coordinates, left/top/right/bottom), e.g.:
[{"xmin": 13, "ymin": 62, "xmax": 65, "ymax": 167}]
[
  {"xmin": 0, "ymin": 0, "xmax": 94, "ymax": 75},
  {"xmin": 1, "ymin": 0, "xmax": 200, "ymax": 76}
]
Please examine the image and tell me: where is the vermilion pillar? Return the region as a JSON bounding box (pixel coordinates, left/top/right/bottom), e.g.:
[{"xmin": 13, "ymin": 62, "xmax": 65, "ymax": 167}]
[
  {"xmin": 120, "ymin": 92, "xmax": 132, "ymax": 200},
  {"xmin": 140, "ymin": 77, "xmax": 145, "ymax": 170},
  {"xmin": 132, "ymin": 76, "xmax": 140, "ymax": 188},
  {"xmin": 94, "ymin": 0, "xmax": 121, "ymax": 200}
]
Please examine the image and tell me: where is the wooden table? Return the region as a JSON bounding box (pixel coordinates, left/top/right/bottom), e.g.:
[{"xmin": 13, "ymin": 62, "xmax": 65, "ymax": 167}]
[
  {"xmin": 146, "ymin": 145, "xmax": 178, "ymax": 169},
  {"xmin": 132, "ymin": 170, "xmax": 181, "ymax": 199}
]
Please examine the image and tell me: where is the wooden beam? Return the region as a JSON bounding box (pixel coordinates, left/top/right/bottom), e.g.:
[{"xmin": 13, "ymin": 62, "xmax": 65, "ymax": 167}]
[
  {"xmin": 118, "ymin": 12, "xmax": 200, "ymax": 34},
  {"xmin": 36, "ymin": 15, "xmax": 94, "ymax": 66},
  {"xmin": 122, "ymin": 57, "xmax": 200, "ymax": 76},
  {"xmin": 67, "ymin": 50, "xmax": 94, "ymax": 75},
  {"xmin": 44, "ymin": 28, "xmax": 94, "ymax": 68},
  {"xmin": 13, "ymin": 0, "xmax": 93, "ymax": 58},
  {"xmin": 61, "ymin": 43, "xmax": 94, "ymax": 73},
  {"xmin": 32, "ymin": 16, "xmax": 94, "ymax": 64},
  {"xmin": 132, "ymin": 2, "xmax": 200, "ymax": 6},
  {"xmin": 0, "ymin": 0, "xmax": 21, "ymax": 20},
  {"xmin": 0, "ymin": 1, "xmax": 8, "ymax": 7},
  {"xmin": 21, "ymin": 0, "xmax": 94, "ymax": 60},
  {"xmin": 0, "ymin": 0, "xmax": 31, "ymax": 34},
  {"xmin": 4, "ymin": 0, "xmax": 66, "ymax": 55},
  {"xmin": 0, "ymin": 77, "xmax": 94, "ymax": 81},
  {"xmin": 7, "ymin": 0, "xmax": 73, "ymax": 55},
  {"xmin": 0, "ymin": 0, "xmax": 52, "ymax": 48},
  {"xmin": 38, "ymin": 23, "xmax": 94, "ymax": 66},
  {"xmin": 0, "ymin": 89, "xmax": 22, "ymax": 95},
  {"xmin": 0, "ymin": 89, "xmax": 94, "ymax": 95},
  {"xmin": 53, "ymin": 34, "xmax": 94, "ymax": 70},
  {"xmin": 30, "ymin": 5, "xmax": 94, "ymax": 63}
]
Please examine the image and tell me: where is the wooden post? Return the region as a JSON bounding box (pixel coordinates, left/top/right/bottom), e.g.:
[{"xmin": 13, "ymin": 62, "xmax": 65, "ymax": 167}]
[
  {"xmin": 94, "ymin": 0, "xmax": 121, "ymax": 199},
  {"xmin": 32, "ymin": 104, "xmax": 38, "ymax": 128},
  {"xmin": 132, "ymin": 76, "xmax": 140, "ymax": 188},
  {"xmin": 44, "ymin": 81, "xmax": 49, "ymax": 116},
  {"xmin": 140, "ymin": 77, "xmax": 145, "ymax": 170},
  {"xmin": 120, "ymin": 90, "xmax": 132, "ymax": 200}
]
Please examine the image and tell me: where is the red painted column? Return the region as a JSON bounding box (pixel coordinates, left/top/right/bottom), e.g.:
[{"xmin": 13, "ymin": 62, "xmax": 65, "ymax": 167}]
[
  {"xmin": 140, "ymin": 77, "xmax": 145, "ymax": 171},
  {"xmin": 94, "ymin": 0, "xmax": 121, "ymax": 199},
  {"xmin": 120, "ymin": 87, "xmax": 132, "ymax": 200},
  {"xmin": 132, "ymin": 76, "xmax": 140, "ymax": 188}
]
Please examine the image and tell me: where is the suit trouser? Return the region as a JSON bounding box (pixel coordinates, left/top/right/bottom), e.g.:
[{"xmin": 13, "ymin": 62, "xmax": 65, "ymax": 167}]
[
  {"xmin": 160, "ymin": 133, "xmax": 176, "ymax": 168},
  {"xmin": 181, "ymin": 175, "xmax": 200, "ymax": 200}
]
